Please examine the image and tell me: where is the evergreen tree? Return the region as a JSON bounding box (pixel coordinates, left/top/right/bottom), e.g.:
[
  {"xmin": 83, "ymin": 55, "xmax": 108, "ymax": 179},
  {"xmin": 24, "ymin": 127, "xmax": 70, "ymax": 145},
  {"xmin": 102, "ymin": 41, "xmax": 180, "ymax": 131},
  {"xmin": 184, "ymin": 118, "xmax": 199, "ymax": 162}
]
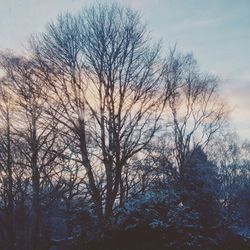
[{"xmin": 182, "ymin": 147, "xmax": 220, "ymax": 228}]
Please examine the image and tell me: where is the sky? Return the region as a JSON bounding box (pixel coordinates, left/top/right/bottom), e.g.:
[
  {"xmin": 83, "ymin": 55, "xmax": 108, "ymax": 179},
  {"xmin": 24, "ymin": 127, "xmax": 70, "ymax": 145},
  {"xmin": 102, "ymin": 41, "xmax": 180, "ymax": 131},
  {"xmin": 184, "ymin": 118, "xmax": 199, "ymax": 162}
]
[{"xmin": 0, "ymin": 0, "xmax": 249, "ymax": 139}]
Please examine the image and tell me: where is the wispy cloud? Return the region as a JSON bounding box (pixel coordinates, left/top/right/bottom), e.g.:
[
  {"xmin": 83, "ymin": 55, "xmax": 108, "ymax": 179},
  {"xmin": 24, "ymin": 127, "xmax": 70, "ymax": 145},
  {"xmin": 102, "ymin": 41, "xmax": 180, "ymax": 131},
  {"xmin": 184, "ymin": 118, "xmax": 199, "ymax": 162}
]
[{"xmin": 169, "ymin": 17, "xmax": 222, "ymax": 32}]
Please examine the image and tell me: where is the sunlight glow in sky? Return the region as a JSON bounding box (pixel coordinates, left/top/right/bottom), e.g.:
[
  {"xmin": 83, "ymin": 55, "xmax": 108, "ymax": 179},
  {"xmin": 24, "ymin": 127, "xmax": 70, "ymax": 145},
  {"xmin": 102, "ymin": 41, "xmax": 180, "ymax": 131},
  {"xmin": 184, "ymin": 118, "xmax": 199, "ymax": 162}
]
[{"xmin": 0, "ymin": 0, "xmax": 249, "ymax": 138}]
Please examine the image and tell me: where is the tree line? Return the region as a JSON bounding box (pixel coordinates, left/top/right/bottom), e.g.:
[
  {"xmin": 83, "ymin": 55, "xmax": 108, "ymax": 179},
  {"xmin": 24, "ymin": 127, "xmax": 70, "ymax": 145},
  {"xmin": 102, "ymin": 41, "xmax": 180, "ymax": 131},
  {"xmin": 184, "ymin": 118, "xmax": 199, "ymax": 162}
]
[{"xmin": 0, "ymin": 3, "xmax": 249, "ymax": 250}]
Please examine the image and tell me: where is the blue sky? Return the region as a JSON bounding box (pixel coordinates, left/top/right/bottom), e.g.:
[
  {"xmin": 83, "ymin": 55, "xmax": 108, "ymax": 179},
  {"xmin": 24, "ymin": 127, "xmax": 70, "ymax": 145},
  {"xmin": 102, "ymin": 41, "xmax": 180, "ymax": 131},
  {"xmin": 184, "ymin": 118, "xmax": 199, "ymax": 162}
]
[{"xmin": 0, "ymin": 0, "xmax": 249, "ymax": 138}]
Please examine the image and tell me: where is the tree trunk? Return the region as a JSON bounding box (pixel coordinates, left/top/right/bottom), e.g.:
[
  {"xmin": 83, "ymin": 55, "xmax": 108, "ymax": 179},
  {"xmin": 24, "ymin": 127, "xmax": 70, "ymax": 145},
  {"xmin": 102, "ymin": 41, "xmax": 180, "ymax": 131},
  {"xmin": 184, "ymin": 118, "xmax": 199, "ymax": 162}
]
[
  {"xmin": 6, "ymin": 112, "xmax": 16, "ymax": 250},
  {"xmin": 31, "ymin": 166, "xmax": 40, "ymax": 250}
]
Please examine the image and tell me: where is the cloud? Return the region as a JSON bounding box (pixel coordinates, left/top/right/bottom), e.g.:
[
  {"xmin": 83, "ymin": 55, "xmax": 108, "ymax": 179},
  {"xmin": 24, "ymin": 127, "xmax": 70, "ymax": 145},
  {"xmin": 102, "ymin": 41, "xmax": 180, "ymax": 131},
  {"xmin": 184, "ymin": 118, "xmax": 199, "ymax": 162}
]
[{"xmin": 169, "ymin": 17, "xmax": 222, "ymax": 32}]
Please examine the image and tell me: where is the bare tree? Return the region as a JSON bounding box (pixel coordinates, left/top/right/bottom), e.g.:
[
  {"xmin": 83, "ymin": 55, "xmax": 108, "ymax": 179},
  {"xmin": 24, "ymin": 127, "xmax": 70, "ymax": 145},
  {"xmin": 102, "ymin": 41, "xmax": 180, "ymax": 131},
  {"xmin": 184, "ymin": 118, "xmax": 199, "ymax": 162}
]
[
  {"xmin": 207, "ymin": 131, "xmax": 250, "ymax": 220},
  {"xmin": 32, "ymin": 3, "xmax": 167, "ymax": 222},
  {"xmin": 0, "ymin": 84, "xmax": 16, "ymax": 250},
  {"xmin": 163, "ymin": 50, "xmax": 227, "ymax": 180},
  {"xmin": 0, "ymin": 53, "xmax": 65, "ymax": 250}
]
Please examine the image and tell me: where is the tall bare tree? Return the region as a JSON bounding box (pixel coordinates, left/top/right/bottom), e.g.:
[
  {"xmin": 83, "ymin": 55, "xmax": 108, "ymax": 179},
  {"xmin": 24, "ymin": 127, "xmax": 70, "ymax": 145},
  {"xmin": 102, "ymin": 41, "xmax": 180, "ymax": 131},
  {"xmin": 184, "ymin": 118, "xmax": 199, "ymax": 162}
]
[
  {"xmin": 163, "ymin": 50, "xmax": 227, "ymax": 180},
  {"xmin": 32, "ymin": 3, "xmax": 167, "ymax": 222},
  {"xmin": 0, "ymin": 84, "xmax": 16, "ymax": 250},
  {"xmin": 0, "ymin": 53, "xmax": 64, "ymax": 250}
]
